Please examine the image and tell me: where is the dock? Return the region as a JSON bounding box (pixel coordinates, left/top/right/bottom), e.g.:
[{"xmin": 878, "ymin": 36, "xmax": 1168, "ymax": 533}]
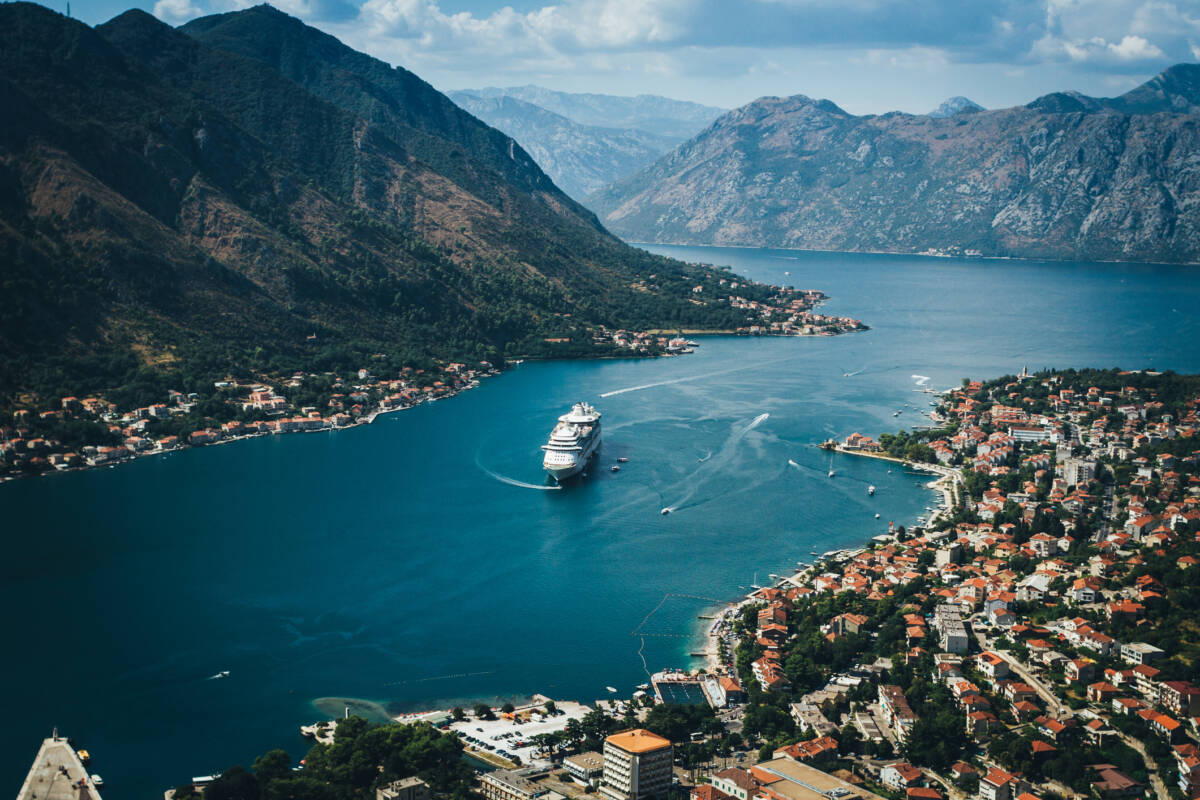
[{"xmin": 17, "ymin": 733, "xmax": 103, "ymax": 800}]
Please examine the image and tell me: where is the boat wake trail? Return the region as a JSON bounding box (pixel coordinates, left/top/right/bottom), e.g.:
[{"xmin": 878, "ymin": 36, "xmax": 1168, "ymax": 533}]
[
  {"xmin": 600, "ymin": 357, "xmax": 796, "ymax": 399},
  {"xmin": 664, "ymin": 413, "xmax": 769, "ymax": 513},
  {"xmin": 912, "ymin": 374, "xmax": 931, "ymax": 386},
  {"xmin": 475, "ymin": 452, "xmax": 562, "ymax": 490},
  {"xmin": 482, "ymin": 467, "xmax": 562, "ymax": 491},
  {"xmin": 787, "ymin": 459, "xmax": 801, "ymax": 469}
]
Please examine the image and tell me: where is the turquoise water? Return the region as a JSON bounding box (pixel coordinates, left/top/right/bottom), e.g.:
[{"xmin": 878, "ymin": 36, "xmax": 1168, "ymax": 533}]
[{"xmin": 3, "ymin": 247, "xmax": 1199, "ymax": 796}]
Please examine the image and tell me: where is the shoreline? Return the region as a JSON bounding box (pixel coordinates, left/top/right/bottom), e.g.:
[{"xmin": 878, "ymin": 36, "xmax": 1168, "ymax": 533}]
[
  {"xmin": 3, "ymin": 306, "xmax": 867, "ymax": 487},
  {"xmin": 0, "ymin": 376, "xmax": 487, "ymax": 486},
  {"xmin": 631, "ymin": 240, "xmax": 1200, "ymax": 268},
  {"xmin": 826, "ymin": 445, "xmax": 962, "ymax": 525},
  {"xmin": 694, "ymin": 444, "xmax": 964, "ymax": 677}
]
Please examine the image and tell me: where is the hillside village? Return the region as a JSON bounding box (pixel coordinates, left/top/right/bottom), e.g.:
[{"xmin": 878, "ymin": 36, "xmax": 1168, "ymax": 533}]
[
  {"xmin": 301, "ymin": 367, "xmax": 1200, "ymax": 800},
  {"xmin": 0, "ymin": 361, "xmax": 500, "ymax": 479},
  {"xmin": 683, "ymin": 368, "xmax": 1200, "ymax": 800}
]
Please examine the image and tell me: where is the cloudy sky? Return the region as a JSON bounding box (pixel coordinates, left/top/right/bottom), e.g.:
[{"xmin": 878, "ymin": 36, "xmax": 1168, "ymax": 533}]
[{"xmin": 72, "ymin": 0, "xmax": 1200, "ymax": 114}]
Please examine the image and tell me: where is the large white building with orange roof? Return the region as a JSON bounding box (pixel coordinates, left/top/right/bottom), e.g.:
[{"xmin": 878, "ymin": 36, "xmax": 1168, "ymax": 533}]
[{"xmin": 600, "ymin": 729, "xmax": 672, "ymax": 800}]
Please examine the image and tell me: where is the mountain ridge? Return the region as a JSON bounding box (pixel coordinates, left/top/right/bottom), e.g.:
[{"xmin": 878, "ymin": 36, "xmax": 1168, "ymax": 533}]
[
  {"xmin": 0, "ymin": 2, "xmax": 774, "ymax": 407},
  {"xmin": 451, "ymin": 84, "xmax": 725, "ymax": 140},
  {"xmin": 590, "ymin": 65, "xmax": 1200, "ymax": 263},
  {"xmin": 447, "ymin": 91, "xmax": 680, "ymax": 200}
]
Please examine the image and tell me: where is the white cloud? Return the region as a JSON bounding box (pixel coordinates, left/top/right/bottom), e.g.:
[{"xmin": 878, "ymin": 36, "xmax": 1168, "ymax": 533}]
[
  {"xmin": 1106, "ymin": 33, "xmax": 1165, "ymax": 58},
  {"xmin": 153, "ymin": 0, "xmax": 204, "ymax": 23},
  {"xmin": 353, "ymin": 0, "xmax": 688, "ymax": 54},
  {"xmin": 1057, "ymin": 33, "xmax": 1165, "ymax": 61}
]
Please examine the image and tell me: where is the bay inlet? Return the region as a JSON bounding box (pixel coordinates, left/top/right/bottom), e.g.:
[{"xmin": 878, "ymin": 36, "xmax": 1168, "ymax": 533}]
[{"xmin": 3, "ymin": 246, "xmax": 1200, "ymax": 795}]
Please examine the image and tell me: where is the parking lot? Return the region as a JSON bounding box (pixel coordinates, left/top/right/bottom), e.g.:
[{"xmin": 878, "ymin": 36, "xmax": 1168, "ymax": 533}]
[{"xmin": 448, "ymin": 700, "xmax": 592, "ymax": 767}]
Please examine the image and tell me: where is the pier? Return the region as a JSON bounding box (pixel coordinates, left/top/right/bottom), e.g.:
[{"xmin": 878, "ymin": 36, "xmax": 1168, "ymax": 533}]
[{"xmin": 17, "ymin": 733, "xmax": 103, "ymax": 800}]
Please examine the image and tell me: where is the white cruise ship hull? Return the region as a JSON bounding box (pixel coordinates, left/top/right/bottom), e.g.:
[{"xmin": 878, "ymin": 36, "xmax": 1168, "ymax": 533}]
[{"xmin": 543, "ymin": 429, "xmax": 601, "ymax": 481}]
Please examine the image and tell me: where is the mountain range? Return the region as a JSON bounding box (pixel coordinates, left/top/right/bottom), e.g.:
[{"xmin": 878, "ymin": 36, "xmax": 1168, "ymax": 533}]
[
  {"xmin": 448, "ymin": 88, "xmax": 724, "ymax": 200},
  {"xmin": 452, "ymin": 86, "xmax": 725, "ymax": 140},
  {"xmin": 447, "ymin": 93, "xmax": 682, "ymax": 200},
  {"xmin": 590, "ymin": 66, "xmax": 1200, "ymax": 263},
  {"xmin": 0, "ymin": 3, "xmax": 762, "ymax": 405}
]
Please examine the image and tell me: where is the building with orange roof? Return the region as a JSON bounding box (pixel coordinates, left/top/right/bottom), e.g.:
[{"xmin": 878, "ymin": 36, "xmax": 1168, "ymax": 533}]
[{"xmin": 601, "ymin": 729, "xmax": 672, "ymax": 800}]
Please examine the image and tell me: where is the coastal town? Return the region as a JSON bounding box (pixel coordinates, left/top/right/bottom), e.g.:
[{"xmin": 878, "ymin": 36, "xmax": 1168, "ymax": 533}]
[
  {"xmin": 0, "ymin": 281, "xmax": 863, "ymax": 483},
  {"xmin": 421, "ymin": 368, "xmax": 1200, "ymax": 800},
  {"xmin": 0, "ymin": 360, "xmax": 500, "ymax": 481},
  {"xmin": 19, "ymin": 366, "xmax": 1187, "ymax": 800}
]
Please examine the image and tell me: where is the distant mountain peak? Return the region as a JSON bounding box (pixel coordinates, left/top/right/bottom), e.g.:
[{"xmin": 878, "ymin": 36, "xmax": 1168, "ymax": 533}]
[
  {"xmin": 1110, "ymin": 62, "xmax": 1200, "ymax": 113},
  {"xmin": 738, "ymin": 94, "xmax": 849, "ymax": 118},
  {"xmin": 928, "ymin": 96, "xmax": 984, "ymax": 118}
]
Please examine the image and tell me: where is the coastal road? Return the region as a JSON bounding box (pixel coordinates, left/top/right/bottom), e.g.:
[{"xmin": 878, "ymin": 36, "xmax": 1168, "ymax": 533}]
[
  {"xmin": 972, "ymin": 629, "xmax": 1065, "ymax": 716},
  {"xmin": 1118, "ymin": 731, "xmax": 1169, "ymax": 800}
]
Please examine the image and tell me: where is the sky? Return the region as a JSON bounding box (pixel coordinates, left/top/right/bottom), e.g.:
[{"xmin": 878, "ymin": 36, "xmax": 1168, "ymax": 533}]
[{"xmin": 66, "ymin": 0, "xmax": 1200, "ymax": 115}]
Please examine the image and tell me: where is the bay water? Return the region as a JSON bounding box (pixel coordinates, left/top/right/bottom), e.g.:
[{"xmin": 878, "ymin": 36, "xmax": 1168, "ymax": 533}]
[{"xmin": 2, "ymin": 246, "xmax": 1198, "ymax": 795}]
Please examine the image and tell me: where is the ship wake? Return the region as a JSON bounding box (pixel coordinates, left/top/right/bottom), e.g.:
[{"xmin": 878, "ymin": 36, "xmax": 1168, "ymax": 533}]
[
  {"xmin": 600, "ymin": 356, "xmax": 797, "ymax": 399},
  {"xmin": 477, "ymin": 460, "xmax": 562, "ymax": 491},
  {"xmin": 662, "ymin": 412, "xmax": 769, "ymax": 514}
]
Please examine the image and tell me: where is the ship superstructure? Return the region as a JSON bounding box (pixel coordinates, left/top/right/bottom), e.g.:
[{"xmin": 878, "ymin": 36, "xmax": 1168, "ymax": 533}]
[{"xmin": 541, "ymin": 402, "xmax": 602, "ymax": 482}]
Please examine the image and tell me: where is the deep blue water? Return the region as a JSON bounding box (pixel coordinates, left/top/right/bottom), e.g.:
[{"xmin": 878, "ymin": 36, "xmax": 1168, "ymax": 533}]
[{"xmin": 2, "ymin": 247, "xmax": 1199, "ymax": 797}]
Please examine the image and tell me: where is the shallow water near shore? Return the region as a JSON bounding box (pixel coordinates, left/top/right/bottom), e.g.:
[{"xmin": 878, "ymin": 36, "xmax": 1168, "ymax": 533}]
[{"xmin": 3, "ymin": 246, "xmax": 1200, "ymax": 795}]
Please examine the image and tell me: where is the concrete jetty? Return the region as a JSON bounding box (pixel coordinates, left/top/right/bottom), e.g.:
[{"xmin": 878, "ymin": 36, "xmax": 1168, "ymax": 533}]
[{"xmin": 17, "ymin": 733, "xmax": 103, "ymax": 800}]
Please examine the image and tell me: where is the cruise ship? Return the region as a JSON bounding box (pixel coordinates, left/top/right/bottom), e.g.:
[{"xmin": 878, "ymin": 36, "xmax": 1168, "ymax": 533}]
[{"xmin": 541, "ymin": 402, "xmax": 602, "ymax": 482}]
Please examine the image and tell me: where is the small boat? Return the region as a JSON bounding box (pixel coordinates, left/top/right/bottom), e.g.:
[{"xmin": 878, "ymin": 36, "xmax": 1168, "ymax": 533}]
[
  {"xmin": 893, "ymin": 411, "xmax": 901, "ymax": 416},
  {"xmin": 661, "ymin": 507, "xmax": 671, "ymax": 515},
  {"xmin": 875, "ymin": 513, "xmax": 881, "ymax": 519},
  {"xmin": 606, "ymin": 686, "xmax": 618, "ymax": 693},
  {"xmin": 617, "ymin": 457, "xmax": 629, "ymax": 463},
  {"xmin": 828, "ymin": 469, "xmax": 835, "ymax": 477},
  {"xmin": 611, "ymin": 465, "xmax": 620, "ymax": 472},
  {"xmin": 210, "ymin": 670, "xmax": 230, "ymax": 680},
  {"xmin": 78, "ymin": 750, "xmax": 91, "ymax": 763},
  {"xmin": 868, "ymin": 485, "xmax": 876, "ymax": 496},
  {"xmin": 810, "ymin": 550, "xmax": 819, "ymax": 555},
  {"xmin": 92, "ymin": 776, "xmax": 104, "ymax": 788}
]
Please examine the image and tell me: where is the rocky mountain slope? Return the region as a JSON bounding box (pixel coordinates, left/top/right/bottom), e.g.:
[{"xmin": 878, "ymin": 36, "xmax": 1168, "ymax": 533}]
[
  {"xmin": 0, "ymin": 4, "xmax": 769, "ymax": 404},
  {"xmin": 591, "ymin": 66, "xmax": 1200, "ymax": 263},
  {"xmin": 448, "ymin": 92, "xmax": 677, "ymax": 199}
]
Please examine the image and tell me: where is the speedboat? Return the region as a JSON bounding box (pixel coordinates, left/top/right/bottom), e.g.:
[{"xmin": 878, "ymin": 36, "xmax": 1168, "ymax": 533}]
[
  {"xmin": 875, "ymin": 513, "xmax": 881, "ymax": 519},
  {"xmin": 661, "ymin": 507, "xmax": 671, "ymax": 515},
  {"xmin": 611, "ymin": 465, "xmax": 620, "ymax": 472},
  {"xmin": 617, "ymin": 457, "xmax": 629, "ymax": 463},
  {"xmin": 868, "ymin": 485, "xmax": 876, "ymax": 496}
]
